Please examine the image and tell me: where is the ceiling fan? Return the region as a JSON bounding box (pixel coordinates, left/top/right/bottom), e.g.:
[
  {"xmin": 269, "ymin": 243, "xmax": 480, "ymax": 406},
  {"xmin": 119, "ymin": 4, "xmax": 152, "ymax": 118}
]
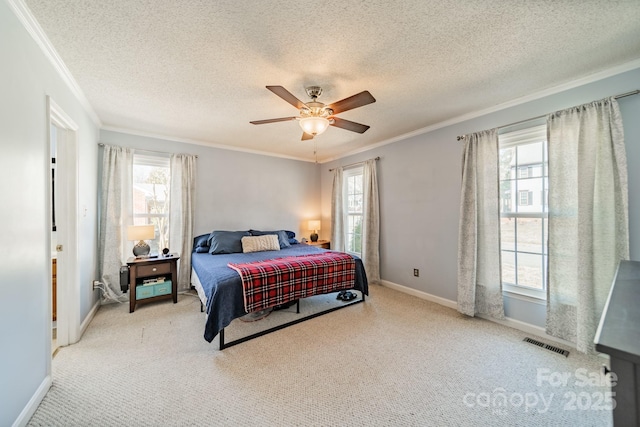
[{"xmin": 250, "ymin": 85, "xmax": 376, "ymax": 140}]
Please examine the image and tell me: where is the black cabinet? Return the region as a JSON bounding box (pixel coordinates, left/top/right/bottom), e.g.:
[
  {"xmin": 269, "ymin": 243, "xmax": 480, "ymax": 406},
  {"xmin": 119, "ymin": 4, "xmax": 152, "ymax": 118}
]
[{"xmin": 594, "ymin": 260, "xmax": 640, "ymax": 427}]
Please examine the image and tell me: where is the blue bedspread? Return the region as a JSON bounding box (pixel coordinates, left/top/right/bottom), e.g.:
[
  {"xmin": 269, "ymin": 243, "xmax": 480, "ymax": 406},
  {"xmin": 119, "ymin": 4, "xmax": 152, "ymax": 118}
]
[{"xmin": 192, "ymin": 244, "xmax": 369, "ymax": 342}]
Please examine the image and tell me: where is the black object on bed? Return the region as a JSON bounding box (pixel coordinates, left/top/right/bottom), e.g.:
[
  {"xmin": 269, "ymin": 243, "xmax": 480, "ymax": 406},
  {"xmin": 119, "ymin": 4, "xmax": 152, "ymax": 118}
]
[{"xmin": 191, "ymin": 233, "xmax": 368, "ymax": 349}]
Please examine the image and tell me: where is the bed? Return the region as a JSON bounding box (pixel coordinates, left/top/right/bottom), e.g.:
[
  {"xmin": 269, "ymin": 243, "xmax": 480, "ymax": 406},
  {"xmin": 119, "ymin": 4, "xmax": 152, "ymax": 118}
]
[{"xmin": 191, "ymin": 230, "xmax": 369, "ymax": 349}]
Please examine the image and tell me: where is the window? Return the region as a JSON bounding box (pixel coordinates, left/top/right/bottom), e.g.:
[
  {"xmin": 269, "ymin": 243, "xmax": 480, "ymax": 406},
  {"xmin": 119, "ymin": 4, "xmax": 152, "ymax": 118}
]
[
  {"xmin": 499, "ymin": 125, "xmax": 548, "ymax": 299},
  {"xmin": 133, "ymin": 154, "xmax": 171, "ymax": 254},
  {"xmin": 518, "ymin": 190, "xmax": 532, "ymax": 206},
  {"xmin": 518, "ymin": 166, "xmax": 531, "ymax": 178},
  {"xmin": 344, "ymin": 167, "xmax": 364, "ymax": 256}
]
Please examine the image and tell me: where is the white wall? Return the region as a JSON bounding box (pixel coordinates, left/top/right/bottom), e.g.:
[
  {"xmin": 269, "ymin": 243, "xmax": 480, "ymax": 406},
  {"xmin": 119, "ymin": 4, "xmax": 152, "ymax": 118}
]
[
  {"xmin": 0, "ymin": 1, "xmax": 100, "ymax": 425},
  {"xmin": 322, "ymin": 66, "xmax": 640, "ymax": 328},
  {"xmin": 99, "ymin": 130, "xmax": 320, "ymax": 241}
]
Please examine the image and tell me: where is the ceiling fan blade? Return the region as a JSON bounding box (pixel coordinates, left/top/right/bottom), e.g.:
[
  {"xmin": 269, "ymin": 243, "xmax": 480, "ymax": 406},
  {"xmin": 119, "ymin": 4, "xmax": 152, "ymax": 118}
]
[
  {"xmin": 266, "ymin": 86, "xmax": 306, "ymax": 110},
  {"xmin": 250, "ymin": 117, "xmax": 297, "ymax": 125},
  {"xmin": 328, "ymin": 91, "xmax": 376, "ymax": 114},
  {"xmin": 301, "ymin": 132, "xmax": 314, "ymax": 141},
  {"xmin": 330, "ymin": 117, "xmax": 370, "ymax": 134}
]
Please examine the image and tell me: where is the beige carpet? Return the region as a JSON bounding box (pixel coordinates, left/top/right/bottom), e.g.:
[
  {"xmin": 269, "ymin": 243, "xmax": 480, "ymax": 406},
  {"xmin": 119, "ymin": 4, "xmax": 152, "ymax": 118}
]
[
  {"xmin": 223, "ymin": 291, "xmax": 364, "ymax": 343},
  {"xmin": 28, "ymin": 285, "xmax": 612, "ymax": 426}
]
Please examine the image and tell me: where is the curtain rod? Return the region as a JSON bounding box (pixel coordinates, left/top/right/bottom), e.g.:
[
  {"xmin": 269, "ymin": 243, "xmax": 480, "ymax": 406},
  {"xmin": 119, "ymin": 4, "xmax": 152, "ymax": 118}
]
[
  {"xmin": 98, "ymin": 143, "xmax": 198, "ymax": 158},
  {"xmin": 329, "ymin": 156, "xmax": 380, "ymax": 172},
  {"xmin": 456, "ymin": 89, "xmax": 640, "ymax": 141}
]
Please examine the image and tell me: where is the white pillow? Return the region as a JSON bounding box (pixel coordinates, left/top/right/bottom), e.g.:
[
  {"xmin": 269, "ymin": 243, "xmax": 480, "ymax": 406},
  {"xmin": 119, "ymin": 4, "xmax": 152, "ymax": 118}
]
[{"xmin": 241, "ymin": 235, "xmax": 280, "ymax": 253}]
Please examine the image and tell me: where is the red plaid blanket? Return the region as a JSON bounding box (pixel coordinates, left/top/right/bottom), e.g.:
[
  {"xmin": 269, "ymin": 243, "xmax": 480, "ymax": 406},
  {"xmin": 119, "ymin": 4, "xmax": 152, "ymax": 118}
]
[{"xmin": 228, "ymin": 252, "xmax": 356, "ymax": 313}]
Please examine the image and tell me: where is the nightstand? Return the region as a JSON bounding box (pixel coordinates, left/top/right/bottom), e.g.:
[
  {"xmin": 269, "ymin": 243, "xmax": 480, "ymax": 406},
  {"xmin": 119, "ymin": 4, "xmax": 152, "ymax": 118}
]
[
  {"xmin": 127, "ymin": 254, "xmax": 179, "ymax": 313},
  {"xmin": 307, "ymin": 240, "xmax": 330, "ymax": 249}
]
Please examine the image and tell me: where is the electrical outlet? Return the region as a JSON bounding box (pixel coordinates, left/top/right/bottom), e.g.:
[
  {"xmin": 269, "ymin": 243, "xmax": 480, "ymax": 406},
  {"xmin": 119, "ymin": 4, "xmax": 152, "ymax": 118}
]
[
  {"xmin": 413, "ymin": 269, "xmax": 419, "ymax": 277},
  {"xmin": 92, "ymin": 280, "xmax": 100, "ymax": 290}
]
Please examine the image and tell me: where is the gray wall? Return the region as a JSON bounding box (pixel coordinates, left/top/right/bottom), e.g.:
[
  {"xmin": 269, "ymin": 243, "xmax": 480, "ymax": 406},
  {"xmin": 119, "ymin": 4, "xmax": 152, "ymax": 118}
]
[
  {"xmin": 100, "ymin": 131, "xmax": 320, "ymax": 240},
  {"xmin": 322, "ymin": 67, "xmax": 640, "ymax": 328},
  {"xmin": 0, "ymin": 2, "xmax": 100, "ymax": 425}
]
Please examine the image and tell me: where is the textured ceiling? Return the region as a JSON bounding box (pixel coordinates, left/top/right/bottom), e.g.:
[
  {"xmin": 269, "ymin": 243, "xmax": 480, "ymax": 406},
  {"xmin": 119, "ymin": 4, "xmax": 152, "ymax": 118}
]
[{"xmin": 24, "ymin": 0, "xmax": 640, "ymax": 162}]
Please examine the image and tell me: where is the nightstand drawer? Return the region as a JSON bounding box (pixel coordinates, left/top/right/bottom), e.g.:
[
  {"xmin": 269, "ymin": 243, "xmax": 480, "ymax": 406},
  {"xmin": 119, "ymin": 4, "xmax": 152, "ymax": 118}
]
[
  {"xmin": 136, "ymin": 285, "xmax": 155, "ymax": 300},
  {"xmin": 153, "ymin": 282, "xmax": 172, "ymax": 296},
  {"xmin": 137, "ymin": 262, "xmax": 171, "ymax": 277},
  {"xmin": 135, "ymin": 281, "xmax": 173, "ymax": 300}
]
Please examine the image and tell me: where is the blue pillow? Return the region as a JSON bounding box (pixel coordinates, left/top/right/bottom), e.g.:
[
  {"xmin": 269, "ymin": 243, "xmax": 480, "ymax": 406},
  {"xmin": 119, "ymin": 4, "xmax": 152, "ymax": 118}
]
[
  {"xmin": 207, "ymin": 230, "xmax": 250, "ymax": 255},
  {"xmin": 283, "ymin": 230, "xmax": 298, "ymax": 245},
  {"xmin": 193, "ymin": 234, "xmax": 210, "ymax": 253},
  {"xmin": 249, "ymin": 229, "xmax": 291, "ymax": 249}
]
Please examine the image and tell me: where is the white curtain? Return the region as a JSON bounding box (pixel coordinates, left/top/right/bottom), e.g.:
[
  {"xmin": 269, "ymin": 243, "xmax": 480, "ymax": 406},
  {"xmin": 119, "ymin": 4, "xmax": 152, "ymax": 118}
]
[
  {"xmin": 457, "ymin": 129, "xmax": 504, "ymax": 319},
  {"xmin": 330, "ymin": 167, "xmax": 345, "ymax": 252},
  {"xmin": 98, "ymin": 145, "xmax": 133, "ymax": 302},
  {"xmin": 546, "ymin": 97, "xmax": 629, "ymax": 353},
  {"xmin": 361, "ymin": 159, "xmax": 380, "ymax": 284},
  {"xmin": 169, "ymin": 154, "xmax": 197, "ymax": 291}
]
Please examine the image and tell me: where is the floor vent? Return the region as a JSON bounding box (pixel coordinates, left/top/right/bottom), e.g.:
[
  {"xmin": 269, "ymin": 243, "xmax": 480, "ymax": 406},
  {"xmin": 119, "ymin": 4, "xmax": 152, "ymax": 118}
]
[{"xmin": 523, "ymin": 337, "xmax": 570, "ymax": 357}]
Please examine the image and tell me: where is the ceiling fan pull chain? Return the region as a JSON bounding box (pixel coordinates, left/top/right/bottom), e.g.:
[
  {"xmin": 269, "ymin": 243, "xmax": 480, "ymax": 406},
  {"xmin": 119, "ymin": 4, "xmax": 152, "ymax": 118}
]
[{"xmin": 314, "ymin": 139, "xmax": 318, "ymax": 164}]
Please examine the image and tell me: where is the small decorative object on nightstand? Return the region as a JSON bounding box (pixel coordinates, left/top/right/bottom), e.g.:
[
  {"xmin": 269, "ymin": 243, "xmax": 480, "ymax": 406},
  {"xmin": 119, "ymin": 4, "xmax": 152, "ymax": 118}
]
[
  {"xmin": 308, "ymin": 220, "xmax": 321, "ymax": 242},
  {"xmin": 307, "ymin": 240, "xmax": 330, "ymax": 249},
  {"xmin": 127, "ymin": 225, "xmax": 155, "ymax": 257},
  {"xmin": 127, "ymin": 254, "xmax": 179, "ymax": 313}
]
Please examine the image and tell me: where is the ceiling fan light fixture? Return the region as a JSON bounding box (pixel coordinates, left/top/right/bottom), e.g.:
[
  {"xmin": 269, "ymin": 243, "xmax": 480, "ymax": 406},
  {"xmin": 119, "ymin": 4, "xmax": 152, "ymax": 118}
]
[
  {"xmin": 299, "ymin": 116, "xmax": 330, "ymax": 136},
  {"xmin": 251, "ymin": 85, "xmax": 375, "ymax": 139}
]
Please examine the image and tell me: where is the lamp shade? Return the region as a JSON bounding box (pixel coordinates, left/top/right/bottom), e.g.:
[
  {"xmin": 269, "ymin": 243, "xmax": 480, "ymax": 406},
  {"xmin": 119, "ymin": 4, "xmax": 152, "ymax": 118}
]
[
  {"xmin": 127, "ymin": 225, "xmax": 154, "ymax": 241},
  {"xmin": 308, "ymin": 220, "xmax": 321, "ymax": 232},
  {"xmin": 299, "ymin": 117, "xmax": 330, "ymax": 136}
]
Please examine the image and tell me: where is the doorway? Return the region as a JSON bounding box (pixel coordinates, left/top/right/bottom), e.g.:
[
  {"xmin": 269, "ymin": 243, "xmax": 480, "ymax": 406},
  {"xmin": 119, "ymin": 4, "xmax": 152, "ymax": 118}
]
[
  {"xmin": 51, "ymin": 123, "xmax": 58, "ymax": 355},
  {"xmin": 48, "ymin": 97, "xmax": 79, "ymax": 355}
]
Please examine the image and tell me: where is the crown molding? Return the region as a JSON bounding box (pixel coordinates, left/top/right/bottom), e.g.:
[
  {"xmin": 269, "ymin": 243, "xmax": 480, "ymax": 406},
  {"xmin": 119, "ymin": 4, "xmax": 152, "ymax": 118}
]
[
  {"xmin": 320, "ymin": 58, "xmax": 640, "ymax": 164},
  {"xmin": 7, "ymin": 0, "xmax": 102, "ymax": 127},
  {"xmin": 101, "ymin": 126, "xmax": 316, "ymax": 163}
]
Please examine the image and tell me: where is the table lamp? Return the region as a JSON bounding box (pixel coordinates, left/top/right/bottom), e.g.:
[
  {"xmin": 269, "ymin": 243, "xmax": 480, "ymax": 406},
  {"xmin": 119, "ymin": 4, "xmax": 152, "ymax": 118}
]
[
  {"xmin": 127, "ymin": 225, "xmax": 155, "ymax": 257},
  {"xmin": 308, "ymin": 220, "xmax": 321, "ymax": 242}
]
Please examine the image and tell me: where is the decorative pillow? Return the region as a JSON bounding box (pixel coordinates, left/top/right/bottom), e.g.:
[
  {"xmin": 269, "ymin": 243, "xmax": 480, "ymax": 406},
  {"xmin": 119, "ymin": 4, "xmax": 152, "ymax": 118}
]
[
  {"xmin": 241, "ymin": 235, "xmax": 280, "ymax": 253},
  {"xmin": 249, "ymin": 229, "xmax": 291, "ymax": 249},
  {"xmin": 207, "ymin": 230, "xmax": 250, "ymax": 255},
  {"xmin": 193, "ymin": 234, "xmax": 210, "ymax": 253}
]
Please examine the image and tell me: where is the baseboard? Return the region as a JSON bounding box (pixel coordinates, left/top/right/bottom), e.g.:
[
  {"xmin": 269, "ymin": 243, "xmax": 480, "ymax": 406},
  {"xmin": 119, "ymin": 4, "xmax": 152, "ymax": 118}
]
[
  {"xmin": 378, "ymin": 280, "xmax": 457, "ymax": 309},
  {"xmin": 79, "ymin": 299, "xmax": 100, "ymax": 338},
  {"xmin": 476, "ymin": 313, "xmax": 575, "ymax": 349},
  {"xmin": 12, "ymin": 375, "xmax": 51, "ymax": 427},
  {"xmin": 378, "ymin": 279, "xmax": 577, "ymax": 350}
]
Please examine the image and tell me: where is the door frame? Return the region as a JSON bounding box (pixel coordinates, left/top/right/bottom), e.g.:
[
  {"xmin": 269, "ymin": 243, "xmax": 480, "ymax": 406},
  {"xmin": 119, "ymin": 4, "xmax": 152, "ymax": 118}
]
[{"xmin": 47, "ymin": 96, "xmax": 80, "ymax": 350}]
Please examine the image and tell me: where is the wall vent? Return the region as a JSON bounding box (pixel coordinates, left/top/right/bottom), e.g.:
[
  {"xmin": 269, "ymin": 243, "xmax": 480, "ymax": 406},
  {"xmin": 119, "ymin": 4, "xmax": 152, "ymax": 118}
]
[{"xmin": 523, "ymin": 337, "xmax": 570, "ymax": 357}]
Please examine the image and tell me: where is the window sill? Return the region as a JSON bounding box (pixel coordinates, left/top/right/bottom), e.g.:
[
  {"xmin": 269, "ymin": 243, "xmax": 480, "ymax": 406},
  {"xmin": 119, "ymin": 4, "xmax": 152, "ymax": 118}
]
[{"xmin": 502, "ymin": 284, "xmax": 546, "ymax": 305}]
